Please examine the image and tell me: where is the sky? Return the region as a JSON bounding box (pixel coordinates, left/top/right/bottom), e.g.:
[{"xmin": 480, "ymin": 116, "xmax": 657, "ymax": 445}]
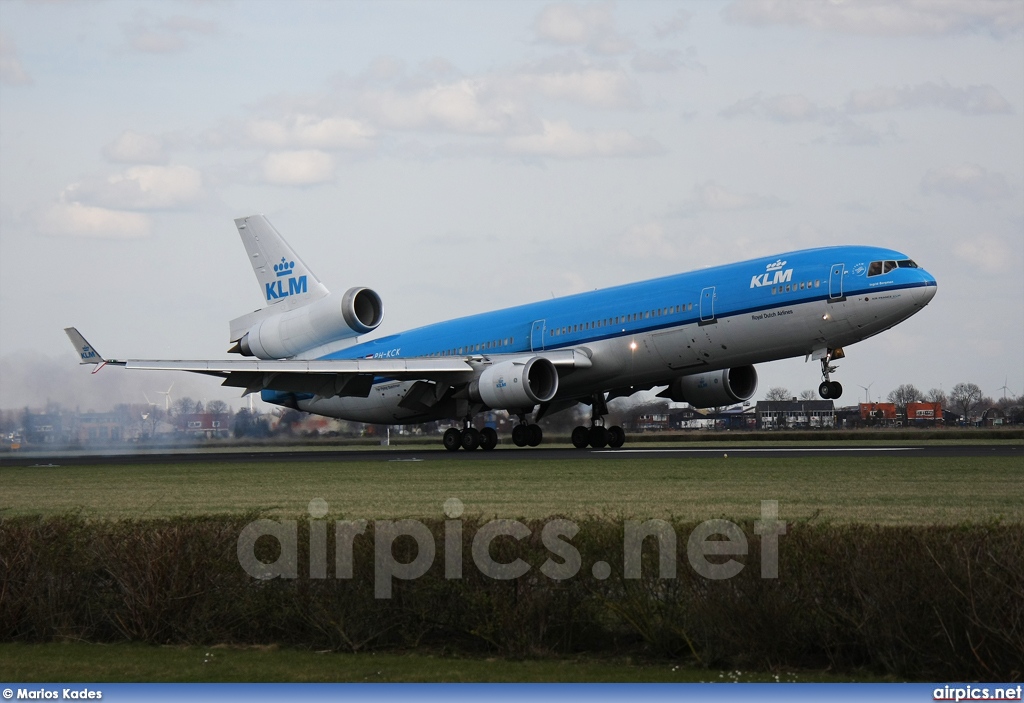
[{"xmin": 1, "ymin": 0, "xmax": 1022, "ymax": 413}]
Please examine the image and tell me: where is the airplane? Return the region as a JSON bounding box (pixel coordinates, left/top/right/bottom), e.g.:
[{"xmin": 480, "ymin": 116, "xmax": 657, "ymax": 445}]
[{"xmin": 66, "ymin": 214, "xmax": 937, "ymax": 451}]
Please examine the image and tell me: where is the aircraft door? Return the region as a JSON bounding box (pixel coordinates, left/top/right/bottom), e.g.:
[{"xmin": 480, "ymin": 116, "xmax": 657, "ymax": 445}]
[
  {"xmin": 530, "ymin": 319, "xmax": 546, "ymax": 352},
  {"xmin": 700, "ymin": 287, "xmax": 716, "ymax": 322},
  {"xmin": 829, "ymin": 263, "xmax": 844, "ymax": 300}
]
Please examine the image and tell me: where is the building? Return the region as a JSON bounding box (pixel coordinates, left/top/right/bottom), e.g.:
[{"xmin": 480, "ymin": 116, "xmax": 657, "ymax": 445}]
[
  {"xmin": 906, "ymin": 402, "xmax": 943, "ymax": 426},
  {"xmin": 860, "ymin": 402, "xmax": 898, "ymax": 425},
  {"xmin": 756, "ymin": 400, "xmax": 836, "ymax": 430},
  {"xmin": 178, "ymin": 412, "xmax": 231, "ymax": 438}
]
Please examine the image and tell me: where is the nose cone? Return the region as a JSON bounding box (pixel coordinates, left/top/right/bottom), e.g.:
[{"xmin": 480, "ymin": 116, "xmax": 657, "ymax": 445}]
[{"xmin": 915, "ymin": 270, "xmax": 937, "ymax": 306}]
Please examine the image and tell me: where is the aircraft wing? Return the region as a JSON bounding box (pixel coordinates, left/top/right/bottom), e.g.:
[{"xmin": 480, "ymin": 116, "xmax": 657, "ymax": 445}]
[
  {"xmin": 64, "ymin": 327, "xmax": 590, "ymax": 399},
  {"xmin": 65, "ymin": 327, "xmax": 473, "ymax": 398}
]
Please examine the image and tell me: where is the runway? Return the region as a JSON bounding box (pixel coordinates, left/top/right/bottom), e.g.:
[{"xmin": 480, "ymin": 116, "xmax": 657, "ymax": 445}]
[{"xmin": 1, "ymin": 442, "xmax": 1019, "ymax": 466}]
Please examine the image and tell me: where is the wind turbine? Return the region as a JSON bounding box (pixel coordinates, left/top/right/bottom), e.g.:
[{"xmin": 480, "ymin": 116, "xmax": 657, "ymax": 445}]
[
  {"xmin": 157, "ymin": 383, "xmax": 174, "ymax": 412},
  {"xmin": 857, "ymin": 382, "xmax": 874, "ymax": 404},
  {"xmin": 999, "ymin": 377, "xmax": 1010, "ymax": 401}
]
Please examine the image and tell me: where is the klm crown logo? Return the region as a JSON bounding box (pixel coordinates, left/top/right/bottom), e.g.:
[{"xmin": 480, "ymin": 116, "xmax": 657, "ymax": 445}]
[
  {"xmin": 766, "ymin": 259, "xmax": 787, "ymax": 272},
  {"xmin": 79, "ymin": 345, "xmax": 97, "ymax": 361},
  {"xmin": 266, "ymin": 257, "xmax": 307, "ymax": 301}
]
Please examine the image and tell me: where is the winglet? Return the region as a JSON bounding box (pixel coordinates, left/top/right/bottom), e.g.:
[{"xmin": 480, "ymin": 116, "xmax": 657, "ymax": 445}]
[{"xmin": 64, "ymin": 327, "xmax": 105, "ymax": 365}]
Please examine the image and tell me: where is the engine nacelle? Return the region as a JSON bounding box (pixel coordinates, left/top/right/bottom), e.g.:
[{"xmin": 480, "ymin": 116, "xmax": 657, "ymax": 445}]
[
  {"xmin": 661, "ymin": 365, "xmax": 758, "ymax": 408},
  {"xmin": 470, "ymin": 357, "xmax": 559, "ymax": 409},
  {"xmin": 237, "ymin": 286, "xmax": 383, "ymax": 359}
]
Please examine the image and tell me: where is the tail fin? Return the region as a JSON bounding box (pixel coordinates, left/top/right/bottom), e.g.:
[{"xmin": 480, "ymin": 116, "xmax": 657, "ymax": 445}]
[
  {"xmin": 64, "ymin": 327, "xmax": 104, "ymax": 365},
  {"xmin": 234, "ymin": 215, "xmax": 329, "ymax": 310}
]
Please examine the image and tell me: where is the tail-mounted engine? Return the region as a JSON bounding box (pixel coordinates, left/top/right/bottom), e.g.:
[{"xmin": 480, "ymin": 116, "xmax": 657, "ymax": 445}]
[
  {"xmin": 233, "ymin": 286, "xmax": 383, "ymax": 359},
  {"xmin": 658, "ymin": 365, "xmax": 758, "ymax": 408}
]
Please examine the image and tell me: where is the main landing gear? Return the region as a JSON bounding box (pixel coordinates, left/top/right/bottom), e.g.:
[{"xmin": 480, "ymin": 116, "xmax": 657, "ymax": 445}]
[
  {"xmin": 817, "ymin": 349, "xmax": 845, "ymax": 400},
  {"xmin": 442, "ymin": 414, "xmax": 542, "ymax": 451},
  {"xmin": 571, "ymin": 393, "xmax": 626, "ymax": 449}
]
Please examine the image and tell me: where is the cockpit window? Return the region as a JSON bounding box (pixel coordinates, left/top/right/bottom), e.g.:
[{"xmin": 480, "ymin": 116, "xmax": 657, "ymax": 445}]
[
  {"xmin": 897, "ymin": 259, "xmax": 918, "ymax": 268},
  {"xmin": 867, "ymin": 261, "xmax": 883, "ymax": 276},
  {"xmin": 883, "ymin": 260, "xmax": 898, "ymax": 273}
]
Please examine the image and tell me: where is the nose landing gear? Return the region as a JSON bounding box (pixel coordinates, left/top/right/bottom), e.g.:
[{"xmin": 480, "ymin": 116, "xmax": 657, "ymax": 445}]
[{"xmin": 817, "ymin": 348, "xmax": 845, "ymax": 399}]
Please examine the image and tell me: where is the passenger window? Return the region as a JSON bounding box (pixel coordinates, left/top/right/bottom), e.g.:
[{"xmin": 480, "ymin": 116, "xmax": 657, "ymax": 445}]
[
  {"xmin": 815, "ymin": 280, "xmax": 820, "ymax": 287},
  {"xmin": 868, "ymin": 261, "xmax": 882, "ymax": 277}
]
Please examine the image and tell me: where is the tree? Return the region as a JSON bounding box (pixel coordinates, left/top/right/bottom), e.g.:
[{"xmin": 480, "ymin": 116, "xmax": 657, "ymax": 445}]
[
  {"xmin": 172, "ymin": 397, "xmax": 196, "ymax": 416},
  {"xmin": 206, "ymin": 399, "xmax": 229, "ymax": 415},
  {"xmin": 950, "ymin": 382, "xmax": 984, "ymax": 420},
  {"xmin": 798, "ymin": 389, "xmax": 817, "ymax": 401},
  {"xmin": 765, "ymin": 387, "xmax": 791, "ymax": 401},
  {"xmin": 925, "ymin": 388, "xmax": 947, "ymax": 406},
  {"xmin": 887, "ymin": 384, "xmax": 923, "ymax": 416}
]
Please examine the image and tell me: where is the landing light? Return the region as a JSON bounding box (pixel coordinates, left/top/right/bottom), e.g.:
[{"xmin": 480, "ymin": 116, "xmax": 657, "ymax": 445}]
[
  {"xmin": 630, "ymin": 341, "xmax": 637, "ymax": 351},
  {"xmin": 822, "ymin": 314, "xmax": 829, "ymax": 320}
]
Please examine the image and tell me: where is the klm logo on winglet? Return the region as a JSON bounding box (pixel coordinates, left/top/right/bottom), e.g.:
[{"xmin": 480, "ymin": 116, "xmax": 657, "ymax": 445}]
[
  {"xmin": 79, "ymin": 345, "xmax": 97, "ymax": 361},
  {"xmin": 750, "ymin": 259, "xmax": 793, "ymax": 288},
  {"xmin": 265, "ymin": 257, "xmax": 308, "ymax": 301}
]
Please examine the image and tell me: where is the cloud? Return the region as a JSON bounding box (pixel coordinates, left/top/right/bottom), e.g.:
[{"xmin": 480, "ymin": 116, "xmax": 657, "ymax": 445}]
[
  {"xmin": 534, "ymin": 3, "xmax": 633, "ymax": 54},
  {"xmin": 630, "ymin": 48, "xmax": 703, "ymax": 74},
  {"xmin": 357, "ymin": 78, "xmax": 522, "ymax": 134},
  {"xmin": 688, "ymin": 182, "xmax": 785, "ymax": 211},
  {"xmin": 721, "ymin": 92, "xmax": 824, "ymax": 122},
  {"xmin": 653, "ymin": 9, "xmax": 693, "ymax": 38},
  {"xmin": 504, "ymin": 120, "xmax": 664, "ymax": 159},
  {"xmin": 38, "ymin": 202, "xmax": 151, "ymax": 239},
  {"xmin": 724, "ymin": 0, "xmax": 1023, "ymax": 37},
  {"xmin": 846, "ymin": 83, "xmax": 1012, "ymax": 115},
  {"xmin": 954, "ymin": 234, "xmax": 1012, "ymax": 272},
  {"xmin": 617, "ymin": 222, "xmax": 676, "ymax": 259},
  {"xmin": 246, "ymin": 115, "xmax": 376, "ymax": 150},
  {"xmin": 64, "ymin": 165, "xmax": 204, "ymax": 210},
  {"xmin": 102, "ymin": 131, "xmax": 167, "ymax": 164},
  {"xmin": 0, "ymin": 33, "xmax": 31, "ymax": 85},
  {"xmin": 261, "ymin": 150, "xmax": 335, "ymax": 185},
  {"xmin": 123, "ymin": 13, "xmax": 219, "ymax": 53},
  {"xmin": 921, "ymin": 164, "xmax": 1013, "ymax": 200},
  {"xmin": 517, "ymin": 62, "xmax": 640, "ymax": 108}
]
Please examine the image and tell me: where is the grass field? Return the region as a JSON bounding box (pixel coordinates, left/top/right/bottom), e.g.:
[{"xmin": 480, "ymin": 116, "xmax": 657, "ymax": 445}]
[
  {"xmin": 0, "ymin": 643, "xmax": 889, "ymax": 683},
  {"xmin": 2, "ymin": 454, "xmax": 1021, "ymax": 524}
]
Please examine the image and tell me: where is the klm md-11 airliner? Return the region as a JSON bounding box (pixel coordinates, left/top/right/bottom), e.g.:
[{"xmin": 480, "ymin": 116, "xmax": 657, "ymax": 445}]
[{"xmin": 67, "ymin": 215, "xmax": 937, "ymax": 450}]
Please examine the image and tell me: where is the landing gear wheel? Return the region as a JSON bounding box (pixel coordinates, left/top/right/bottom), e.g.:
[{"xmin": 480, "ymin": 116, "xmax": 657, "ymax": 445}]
[
  {"xmin": 588, "ymin": 425, "xmax": 608, "ymax": 449},
  {"xmin": 443, "ymin": 428, "xmax": 462, "ymax": 452},
  {"xmin": 511, "ymin": 424, "xmax": 528, "ymax": 447},
  {"xmin": 526, "ymin": 424, "xmax": 543, "ymax": 447},
  {"xmin": 818, "ymin": 381, "xmax": 832, "ymax": 399},
  {"xmin": 461, "ymin": 428, "xmax": 481, "ymax": 451},
  {"xmin": 479, "ymin": 427, "xmax": 498, "ymax": 451},
  {"xmin": 571, "ymin": 426, "xmax": 590, "ymax": 449},
  {"xmin": 829, "ymin": 381, "xmax": 843, "ymax": 399},
  {"xmin": 607, "ymin": 425, "xmax": 626, "ymax": 448}
]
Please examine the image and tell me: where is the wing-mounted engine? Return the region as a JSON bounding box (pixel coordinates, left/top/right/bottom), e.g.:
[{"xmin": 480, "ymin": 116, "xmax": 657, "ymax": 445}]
[
  {"xmin": 231, "ymin": 286, "xmax": 383, "ymax": 359},
  {"xmin": 469, "ymin": 357, "xmax": 559, "ymax": 409},
  {"xmin": 658, "ymin": 365, "xmax": 758, "ymax": 408}
]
